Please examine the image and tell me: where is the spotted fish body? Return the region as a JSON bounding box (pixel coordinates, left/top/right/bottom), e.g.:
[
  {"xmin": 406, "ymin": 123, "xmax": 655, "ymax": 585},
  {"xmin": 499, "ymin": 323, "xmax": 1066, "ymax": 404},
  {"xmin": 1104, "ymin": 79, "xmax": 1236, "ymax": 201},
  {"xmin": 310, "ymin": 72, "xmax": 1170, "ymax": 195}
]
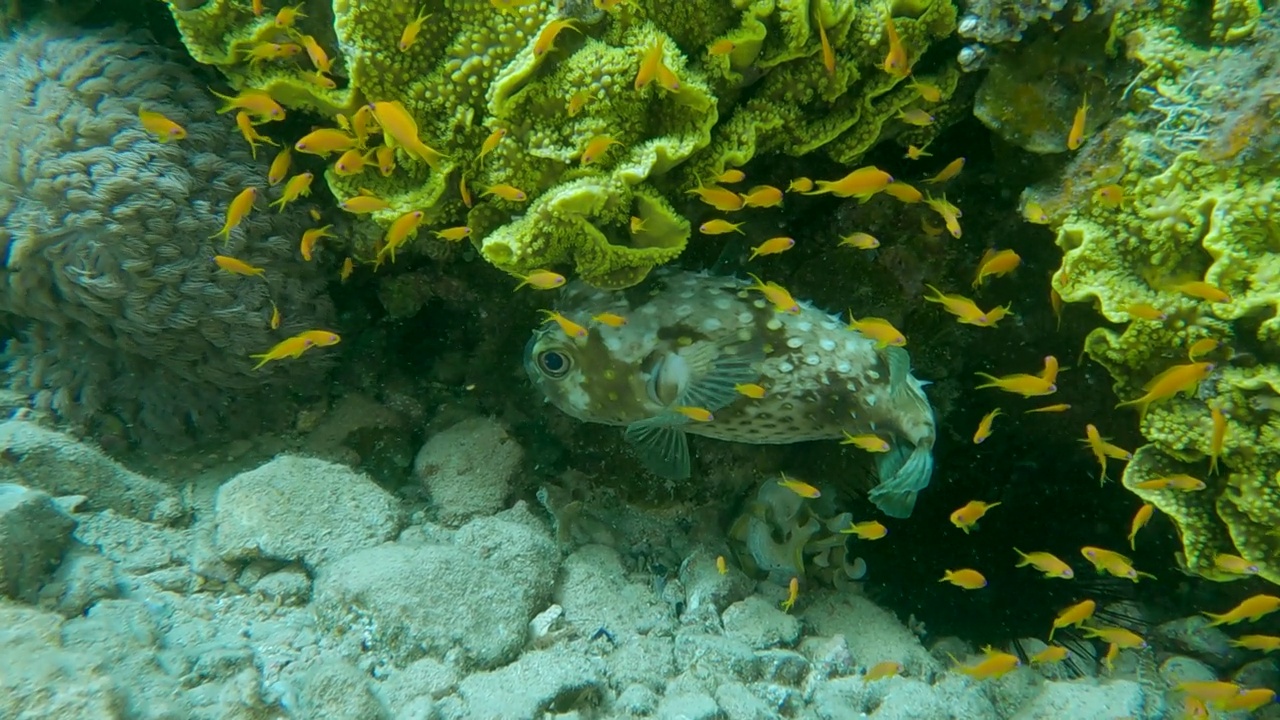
[{"xmin": 525, "ymin": 271, "xmax": 937, "ymax": 517}]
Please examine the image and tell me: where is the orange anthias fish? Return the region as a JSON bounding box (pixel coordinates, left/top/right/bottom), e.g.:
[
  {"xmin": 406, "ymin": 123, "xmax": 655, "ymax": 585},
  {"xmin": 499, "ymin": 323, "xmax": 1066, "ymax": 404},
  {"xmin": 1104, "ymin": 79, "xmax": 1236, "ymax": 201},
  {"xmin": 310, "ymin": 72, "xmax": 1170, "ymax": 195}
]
[
  {"xmin": 952, "ymin": 649, "xmax": 1020, "ymax": 680},
  {"xmin": 250, "ymin": 330, "xmax": 340, "ymax": 370},
  {"xmin": 211, "ymin": 88, "xmax": 286, "ymax": 122},
  {"xmin": 881, "ymin": 12, "xmax": 909, "ymax": 77},
  {"xmin": 1133, "ymin": 474, "xmax": 1206, "ymax": 492},
  {"xmin": 700, "ymin": 219, "xmax": 744, "ymax": 235},
  {"xmin": 300, "ymin": 225, "xmax": 334, "ymax": 261},
  {"xmin": 864, "ymin": 661, "xmax": 903, "ymax": 681},
  {"xmin": 923, "ymin": 285, "xmax": 990, "ymax": 325},
  {"xmin": 838, "ymin": 232, "xmax": 880, "ymax": 250},
  {"xmin": 1127, "ymin": 503, "xmax": 1153, "ymax": 550},
  {"xmin": 1080, "ymin": 626, "xmax": 1146, "ymax": 649},
  {"xmin": 1049, "ymin": 599, "xmax": 1095, "ymax": 640},
  {"xmin": 1219, "ymin": 688, "xmax": 1276, "ymax": 713},
  {"xmin": 339, "ymin": 193, "xmax": 391, "ymax": 214},
  {"xmin": 1228, "ymin": 634, "xmax": 1280, "ymax": 653},
  {"xmin": 940, "ymin": 568, "xmax": 987, "ymax": 590},
  {"xmin": 295, "ymin": 128, "xmax": 357, "ymax": 156},
  {"xmin": 740, "ymin": 185, "xmax": 784, "ymax": 208},
  {"xmin": 1014, "ymin": 549, "xmax": 1074, "ymax": 579},
  {"xmin": 379, "ymin": 210, "xmax": 425, "ymax": 263},
  {"xmin": 924, "ymin": 157, "xmax": 965, "ymax": 184},
  {"xmin": 1173, "ymin": 280, "xmax": 1231, "ymax": 303},
  {"xmin": 842, "ymin": 520, "xmax": 887, "ymax": 540},
  {"xmin": 745, "ymin": 274, "xmax": 800, "ymax": 313},
  {"xmin": 1114, "ymin": 361, "xmax": 1216, "ymax": 418},
  {"xmin": 234, "ymin": 111, "xmax": 276, "ymax": 159},
  {"xmin": 951, "ymin": 500, "xmax": 1001, "ymax": 532},
  {"xmin": 267, "ymin": 148, "xmax": 292, "ymax": 186},
  {"xmin": 688, "ymin": 184, "xmax": 746, "ymax": 212},
  {"xmin": 817, "ymin": 16, "xmax": 835, "ymax": 76},
  {"xmin": 749, "ymin": 236, "xmax": 795, "ymax": 260},
  {"xmin": 514, "ymin": 270, "xmax": 567, "ymax": 291},
  {"xmin": 974, "ymin": 370, "xmax": 1056, "ymax": 397},
  {"xmin": 734, "ymin": 382, "xmax": 765, "ymax": 399},
  {"xmin": 1029, "ymin": 646, "xmax": 1069, "ymax": 664},
  {"xmin": 138, "ymin": 108, "xmax": 187, "ymax": 143},
  {"xmin": 540, "ymin": 309, "xmax": 588, "ymax": 339},
  {"xmin": 846, "ymin": 315, "xmax": 905, "ymax": 348},
  {"xmin": 1209, "ymin": 406, "xmax": 1227, "ymax": 474},
  {"xmin": 368, "ymin": 101, "xmax": 446, "ymax": 169},
  {"xmin": 1203, "ymin": 594, "xmax": 1280, "ymax": 626},
  {"xmin": 213, "ymin": 254, "xmax": 265, "ymax": 277},
  {"xmin": 1215, "ymin": 554, "xmax": 1260, "ymax": 576},
  {"xmin": 580, "ymin": 135, "xmax": 621, "ymax": 166},
  {"xmin": 841, "ymin": 431, "xmax": 891, "ymax": 453},
  {"xmin": 807, "ymin": 166, "xmax": 894, "ymax": 200},
  {"xmin": 1067, "ymin": 94, "xmax": 1089, "ymax": 150},
  {"xmin": 270, "ymin": 172, "xmax": 314, "ymax": 211},
  {"xmin": 210, "ymin": 187, "xmax": 258, "ymax": 242},
  {"xmin": 399, "ymin": 10, "xmax": 433, "ymax": 51},
  {"xmin": 972, "ymin": 408, "xmax": 1002, "ymax": 444},
  {"xmin": 778, "ymin": 472, "xmax": 820, "ymax": 499},
  {"xmin": 972, "ymin": 249, "xmax": 1021, "ymax": 288},
  {"xmin": 1081, "ymin": 546, "xmax": 1153, "ymax": 582},
  {"xmin": 1081, "ymin": 423, "xmax": 1132, "ymax": 484}
]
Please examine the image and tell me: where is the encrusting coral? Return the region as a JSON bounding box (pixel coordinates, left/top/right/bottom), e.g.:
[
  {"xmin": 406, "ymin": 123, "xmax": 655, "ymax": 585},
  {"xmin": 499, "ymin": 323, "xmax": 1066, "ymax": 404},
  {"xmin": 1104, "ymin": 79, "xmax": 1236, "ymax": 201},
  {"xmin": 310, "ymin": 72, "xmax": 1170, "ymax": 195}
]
[
  {"xmin": 0, "ymin": 23, "xmax": 335, "ymax": 446},
  {"xmin": 1025, "ymin": 4, "xmax": 1280, "ymax": 584},
  {"xmin": 164, "ymin": 0, "xmax": 957, "ymax": 288}
]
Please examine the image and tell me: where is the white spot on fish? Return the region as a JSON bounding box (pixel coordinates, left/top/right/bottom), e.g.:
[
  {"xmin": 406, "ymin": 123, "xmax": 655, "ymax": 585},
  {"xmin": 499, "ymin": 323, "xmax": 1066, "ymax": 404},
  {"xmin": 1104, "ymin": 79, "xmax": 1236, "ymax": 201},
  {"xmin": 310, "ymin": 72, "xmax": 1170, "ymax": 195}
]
[
  {"xmin": 820, "ymin": 338, "xmax": 836, "ymax": 351},
  {"xmin": 844, "ymin": 340, "xmax": 859, "ymax": 352},
  {"xmin": 805, "ymin": 354, "xmax": 820, "ymax": 365},
  {"xmin": 680, "ymin": 290, "xmax": 695, "ymax": 299},
  {"xmin": 641, "ymin": 304, "xmax": 658, "ymax": 315},
  {"xmin": 823, "ymin": 320, "xmax": 839, "ymax": 330},
  {"xmin": 715, "ymin": 297, "xmax": 733, "ymax": 310},
  {"xmin": 753, "ymin": 299, "xmax": 768, "ymax": 309},
  {"xmin": 866, "ymin": 394, "xmax": 877, "ymax": 407},
  {"xmin": 701, "ymin": 317, "xmax": 723, "ymax": 332},
  {"xmin": 797, "ymin": 321, "xmax": 813, "ymax": 332},
  {"xmin": 767, "ymin": 319, "xmax": 783, "ymax": 331},
  {"xmin": 837, "ymin": 361, "xmax": 852, "ymax": 373},
  {"xmin": 786, "ymin": 336, "xmax": 803, "ymax": 348},
  {"xmin": 846, "ymin": 381, "xmax": 858, "ymax": 392},
  {"xmin": 737, "ymin": 329, "xmax": 751, "ymax": 341},
  {"xmin": 738, "ymin": 311, "xmax": 753, "ymax": 324},
  {"xmin": 779, "ymin": 361, "xmax": 794, "ymax": 373},
  {"xmin": 675, "ymin": 304, "xmax": 693, "ymax": 317},
  {"xmin": 868, "ymin": 370, "xmax": 880, "ymax": 380},
  {"xmin": 605, "ymin": 336, "xmax": 622, "ymax": 352}
]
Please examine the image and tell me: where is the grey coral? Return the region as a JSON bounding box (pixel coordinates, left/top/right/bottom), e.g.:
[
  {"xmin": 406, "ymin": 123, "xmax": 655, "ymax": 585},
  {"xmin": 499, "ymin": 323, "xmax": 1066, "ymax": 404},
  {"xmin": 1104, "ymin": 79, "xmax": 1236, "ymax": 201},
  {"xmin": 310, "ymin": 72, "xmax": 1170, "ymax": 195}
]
[{"xmin": 0, "ymin": 23, "xmax": 335, "ymax": 446}]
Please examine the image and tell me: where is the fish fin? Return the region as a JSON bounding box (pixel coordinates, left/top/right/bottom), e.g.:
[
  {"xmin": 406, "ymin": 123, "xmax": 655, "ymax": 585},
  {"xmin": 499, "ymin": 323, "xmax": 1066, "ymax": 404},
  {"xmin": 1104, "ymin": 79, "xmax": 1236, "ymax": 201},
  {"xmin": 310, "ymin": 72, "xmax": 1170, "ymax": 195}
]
[
  {"xmin": 884, "ymin": 346, "xmax": 932, "ymax": 415},
  {"xmin": 675, "ymin": 337, "xmax": 764, "ymax": 411},
  {"xmin": 869, "ymin": 441, "xmax": 934, "ymax": 518},
  {"xmin": 624, "ymin": 415, "xmax": 691, "ymax": 479}
]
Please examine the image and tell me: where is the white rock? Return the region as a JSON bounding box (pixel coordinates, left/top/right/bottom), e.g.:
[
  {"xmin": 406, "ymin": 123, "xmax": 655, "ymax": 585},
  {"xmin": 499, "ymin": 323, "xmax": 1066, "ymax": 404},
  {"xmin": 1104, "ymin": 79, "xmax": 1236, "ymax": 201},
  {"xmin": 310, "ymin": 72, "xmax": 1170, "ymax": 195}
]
[
  {"xmin": 414, "ymin": 416, "xmax": 522, "ymax": 525},
  {"xmin": 0, "ymin": 483, "xmax": 76, "ymax": 601},
  {"xmin": 722, "ymin": 595, "xmax": 802, "ymax": 650},
  {"xmin": 456, "ymin": 647, "xmax": 604, "ymax": 719},
  {"xmin": 213, "ymin": 455, "xmax": 402, "ymax": 570},
  {"xmin": 1010, "ymin": 679, "xmax": 1151, "ymax": 719}
]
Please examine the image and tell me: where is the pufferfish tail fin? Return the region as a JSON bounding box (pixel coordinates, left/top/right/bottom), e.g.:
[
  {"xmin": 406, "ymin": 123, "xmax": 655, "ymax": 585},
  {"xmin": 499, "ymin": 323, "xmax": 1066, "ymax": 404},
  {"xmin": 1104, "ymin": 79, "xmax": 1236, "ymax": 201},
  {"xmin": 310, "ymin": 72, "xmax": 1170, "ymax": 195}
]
[
  {"xmin": 870, "ymin": 442, "xmax": 934, "ymax": 518},
  {"xmin": 868, "ymin": 346, "xmax": 936, "ymax": 518}
]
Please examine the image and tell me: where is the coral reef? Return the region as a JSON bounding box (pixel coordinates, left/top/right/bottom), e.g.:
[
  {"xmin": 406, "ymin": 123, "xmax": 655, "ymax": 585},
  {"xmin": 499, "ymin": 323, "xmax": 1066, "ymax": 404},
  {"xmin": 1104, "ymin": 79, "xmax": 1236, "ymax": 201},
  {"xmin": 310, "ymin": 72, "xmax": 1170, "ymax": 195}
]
[
  {"xmin": 0, "ymin": 24, "xmax": 335, "ymax": 445},
  {"xmin": 1027, "ymin": 5, "xmax": 1280, "ymax": 583},
  {"xmin": 728, "ymin": 478, "xmax": 868, "ymax": 589},
  {"xmin": 164, "ymin": 0, "xmax": 957, "ymax": 288}
]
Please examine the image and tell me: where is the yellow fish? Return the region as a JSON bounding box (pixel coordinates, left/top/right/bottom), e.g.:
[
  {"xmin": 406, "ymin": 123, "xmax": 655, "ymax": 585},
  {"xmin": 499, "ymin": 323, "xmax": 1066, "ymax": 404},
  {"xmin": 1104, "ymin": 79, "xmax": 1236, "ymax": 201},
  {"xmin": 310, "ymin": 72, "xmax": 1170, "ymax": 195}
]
[
  {"xmin": 939, "ymin": 568, "xmax": 987, "ymax": 590},
  {"xmin": 924, "ymin": 157, "xmax": 965, "ymax": 184},
  {"xmin": 250, "ymin": 330, "xmax": 340, "ymax": 370},
  {"xmin": 1127, "ymin": 503, "xmax": 1153, "ymax": 550},
  {"xmin": 540, "ymin": 310, "xmax": 588, "ymax": 339},
  {"xmin": 1067, "ymin": 94, "xmax": 1089, "ymax": 150},
  {"xmin": 210, "ymin": 187, "xmax": 258, "ymax": 242},
  {"xmin": 1203, "ymin": 594, "xmax": 1280, "ymax": 626},
  {"xmin": 1115, "ymin": 361, "xmax": 1216, "ymax": 418},
  {"xmin": 1049, "ymin": 599, "xmax": 1095, "ymax": 640},
  {"xmin": 841, "ymin": 431, "xmax": 890, "ymax": 453},
  {"xmin": 368, "ymin": 101, "xmax": 446, "ymax": 169},
  {"xmin": 294, "ymin": 128, "xmax": 357, "ymax": 157},
  {"xmin": 734, "ymin": 383, "xmax": 765, "ymax": 399},
  {"xmin": 270, "ymin": 172, "xmax": 314, "ymax": 212},
  {"xmin": 972, "ymin": 249, "xmax": 1021, "ymax": 288},
  {"xmin": 777, "ymin": 473, "xmax": 820, "ymax": 499},
  {"xmin": 748, "ymin": 236, "xmax": 794, "ymax": 260},
  {"xmin": 974, "ymin": 371, "xmax": 1056, "ymax": 397},
  {"xmin": 842, "ymin": 520, "xmax": 887, "ymax": 540},
  {"xmin": 580, "ymin": 135, "xmax": 621, "ymax": 166},
  {"xmin": 1013, "ymin": 549, "xmax": 1074, "ymax": 579},
  {"xmin": 399, "ymin": 10, "xmax": 432, "ymax": 51},
  {"xmin": 951, "ymin": 648, "xmax": 1020, "ymax": 680},
  {"xmin": 838, "ymin": 232, "xmax": 880, "ymax": 250},
  {"xmin": 971, "ymin": 408, "xmax": 1002, "ymax": 444},
  {"xmin": 138, "ymin": 108, "xmax": 186, "ymax": 143},
  {"xmin": 514, "ymin": 270, "xmax": 567, "ymax": 291},
  {"xmin": 745, "ymin": 274, "xmax": 799, "ymax": 313},
  {"xmin": 700, "ymin": 218, "xmax": 745, "ymax": 236},
  {"xmin": 213, "ymin": 255, "xmax": 265, "ymax": 277},
  {"xmin": 846, "ymin": 315, "xmax": 905, "ymax": 349},
  {"xmin": 950, "ymin": 500, "xmax": 1001, "ymax": 533}
]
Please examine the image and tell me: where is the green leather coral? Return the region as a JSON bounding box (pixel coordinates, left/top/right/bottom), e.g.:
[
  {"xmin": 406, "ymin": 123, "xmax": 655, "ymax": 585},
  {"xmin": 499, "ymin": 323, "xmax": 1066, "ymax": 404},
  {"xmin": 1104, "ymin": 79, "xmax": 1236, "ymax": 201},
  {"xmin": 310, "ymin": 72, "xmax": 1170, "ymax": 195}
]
[
  {"xmin": 1031, "ymin": 4, "xmax": 1280, "ymax": 584},
  {"xmin": 166, "ymin": 0, "xmax": 955, "ymax": 288}
]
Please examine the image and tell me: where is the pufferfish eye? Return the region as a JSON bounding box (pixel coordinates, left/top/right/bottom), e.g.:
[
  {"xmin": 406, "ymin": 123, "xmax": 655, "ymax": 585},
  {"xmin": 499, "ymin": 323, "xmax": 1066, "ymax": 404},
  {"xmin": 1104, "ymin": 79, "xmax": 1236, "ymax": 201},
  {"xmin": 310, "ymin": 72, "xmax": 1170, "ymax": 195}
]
[{"xmin": 537, "ymin": 350, "xmax": 571, "ymax": 378}]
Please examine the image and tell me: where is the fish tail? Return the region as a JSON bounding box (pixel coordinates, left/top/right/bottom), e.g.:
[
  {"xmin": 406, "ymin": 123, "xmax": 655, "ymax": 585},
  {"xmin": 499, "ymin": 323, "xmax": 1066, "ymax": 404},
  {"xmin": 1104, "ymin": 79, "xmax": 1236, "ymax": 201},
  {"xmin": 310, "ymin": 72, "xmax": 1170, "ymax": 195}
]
[
  {"xmin": 1201, "ymin": 612, "xmax": 1224, "ymax": 627},
  {"xmin": 869, "ymin": 441, "xmax": 933, "ymax": 518},
  {"xmin": 973, "ymin": 372, "xmax": 999, "ymax": 388}
]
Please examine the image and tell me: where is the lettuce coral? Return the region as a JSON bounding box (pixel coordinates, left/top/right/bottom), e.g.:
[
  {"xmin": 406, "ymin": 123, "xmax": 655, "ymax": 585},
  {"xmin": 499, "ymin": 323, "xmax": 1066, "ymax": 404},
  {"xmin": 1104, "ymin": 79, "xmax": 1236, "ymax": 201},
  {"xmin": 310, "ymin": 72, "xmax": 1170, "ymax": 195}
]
[
  {"xmin": 1029, "ymin": 5, "xmax": 1280, "ymax": 584},
  {"xmin": 165, "ymin": 0, "xmax": 956, "ymax": 288}
]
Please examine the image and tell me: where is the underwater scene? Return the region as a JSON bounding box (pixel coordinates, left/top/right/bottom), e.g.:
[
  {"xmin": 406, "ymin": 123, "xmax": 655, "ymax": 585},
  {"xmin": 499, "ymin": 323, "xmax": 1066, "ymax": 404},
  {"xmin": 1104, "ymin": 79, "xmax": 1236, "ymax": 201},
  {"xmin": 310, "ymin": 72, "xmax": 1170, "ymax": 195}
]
[{"xmin": 1, "ymin": 0, "xmax": 1279, "ymax": 717}]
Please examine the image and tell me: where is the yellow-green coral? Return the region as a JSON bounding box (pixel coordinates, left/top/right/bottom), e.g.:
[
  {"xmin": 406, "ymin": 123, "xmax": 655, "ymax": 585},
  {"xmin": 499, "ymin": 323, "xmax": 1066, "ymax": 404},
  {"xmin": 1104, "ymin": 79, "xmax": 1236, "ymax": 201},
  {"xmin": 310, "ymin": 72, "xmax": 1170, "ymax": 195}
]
[
  {"xmin": 167, "ymin": 0, "xmax": 955, "ymax": 288},
  {"xmin": 1037, "ymin": 5, "xmax": 1280, "ymax": 585}
]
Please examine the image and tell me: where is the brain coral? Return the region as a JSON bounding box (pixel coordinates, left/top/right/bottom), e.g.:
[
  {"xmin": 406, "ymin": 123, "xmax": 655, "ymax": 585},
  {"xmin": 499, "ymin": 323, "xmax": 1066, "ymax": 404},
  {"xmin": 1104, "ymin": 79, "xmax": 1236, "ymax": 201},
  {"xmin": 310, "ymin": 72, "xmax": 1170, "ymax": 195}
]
[
  {"xmin": 0, "ymin": 23, "xmax": 335, "ymax": 447},
  {"xmin": 165, "ymin": 0, "xmax": 957, "ymax": 288}
]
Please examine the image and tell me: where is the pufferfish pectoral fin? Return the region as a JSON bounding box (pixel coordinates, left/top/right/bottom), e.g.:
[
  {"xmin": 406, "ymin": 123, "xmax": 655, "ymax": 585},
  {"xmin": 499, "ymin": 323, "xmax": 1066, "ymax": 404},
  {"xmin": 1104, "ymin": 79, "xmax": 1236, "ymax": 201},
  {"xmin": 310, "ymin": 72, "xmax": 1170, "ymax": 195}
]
[
  {"xmin": 624, "ymin": 414, "xmax": 691, "ymax": 479},
  {"xmin": 675, "ymin": 338, "xmax": 765, "ymax": 412},
  {"xmin": 869, "ymin": 441, "xmax": 934, "ymax": 518}
]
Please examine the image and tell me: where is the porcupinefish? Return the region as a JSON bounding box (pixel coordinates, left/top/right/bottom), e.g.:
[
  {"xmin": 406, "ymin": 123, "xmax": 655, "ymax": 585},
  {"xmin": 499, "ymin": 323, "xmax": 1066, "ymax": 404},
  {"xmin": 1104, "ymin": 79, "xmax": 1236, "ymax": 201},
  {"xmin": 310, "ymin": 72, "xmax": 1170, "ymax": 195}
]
[{"xmin": 524, "ymin": 271, "xmax": 937, "ymax": 518}]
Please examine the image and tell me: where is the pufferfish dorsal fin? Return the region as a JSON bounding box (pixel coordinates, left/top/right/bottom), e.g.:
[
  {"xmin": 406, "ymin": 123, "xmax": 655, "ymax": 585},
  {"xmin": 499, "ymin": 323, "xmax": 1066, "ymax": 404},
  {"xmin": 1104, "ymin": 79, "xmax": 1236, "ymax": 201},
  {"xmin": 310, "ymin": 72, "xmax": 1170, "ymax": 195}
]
[
  {"xmin": 623, "ymin": 415, "xmax": 691, "ymax": 479},
  {"xmin": 673, "ymin": 337, "xmax": 765, "ymax": 411}
]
